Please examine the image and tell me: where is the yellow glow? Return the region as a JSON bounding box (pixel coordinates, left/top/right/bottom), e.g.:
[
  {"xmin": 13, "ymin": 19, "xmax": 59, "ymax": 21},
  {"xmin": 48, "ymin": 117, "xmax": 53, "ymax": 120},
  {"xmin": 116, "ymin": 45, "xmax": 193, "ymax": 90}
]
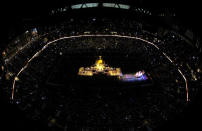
[
  {"xmin": 96, "ymin": 63, "xmax": 104, "ymax": 71},
  {"xmin": 1, "ymin": 66, "xmax": 4, "ymax": 71},
  {"xmin": 97, "ymin": 59, "xmax": 103, "ymax": 65},
  {"xmin": 15, "ymin": 77, "xmax": 19, "ymax": 81},
  {"xmin": 108, "ymin": 68, "xmax": 121, "ymax": 76},
  {"xmin": 78, "ymin": 67, "xmax": 93, "ymax": 76},
  {"xmin": 2, "ymin": 51, "xmax": 6, "ymax": 56},
  {"xmin": 79, "ymin": 67, "xmax": 84, "ymax": 72},
  {"xmin": 78, "ymin": 56, "xmax": 121, "ymax": 76},
  {"xmin": 96, "ymin": 56, "xmax": 103, "ymax": 65},
  {"xmin": 86, "ymin": 71, "xmax": 93, "ymax": 76},
  {"xmin": 95, "ymin": 56, "xmax": 105, "ymax": 71}
]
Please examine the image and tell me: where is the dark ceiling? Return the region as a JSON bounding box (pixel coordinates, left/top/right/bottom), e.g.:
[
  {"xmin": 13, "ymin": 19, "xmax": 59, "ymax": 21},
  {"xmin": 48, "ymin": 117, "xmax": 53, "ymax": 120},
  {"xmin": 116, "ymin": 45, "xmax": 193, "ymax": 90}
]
[{"xmin": 0, "ymin": 0, "xmax": 201, "ymax": 48}]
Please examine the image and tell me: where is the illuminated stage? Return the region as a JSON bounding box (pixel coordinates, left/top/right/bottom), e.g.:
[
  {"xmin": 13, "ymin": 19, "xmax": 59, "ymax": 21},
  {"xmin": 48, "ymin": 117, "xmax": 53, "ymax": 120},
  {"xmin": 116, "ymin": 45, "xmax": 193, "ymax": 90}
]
[
  {"xmin": 78, "ymin": 56, "xmax": 121, "ymax": 76},
  {"xmin": 118, "ymin": 71, "xmax": 148, "ymax": 82},
  {"xmin": 78, "ymin": 56, "xmax": 149, "ymax": 83}
]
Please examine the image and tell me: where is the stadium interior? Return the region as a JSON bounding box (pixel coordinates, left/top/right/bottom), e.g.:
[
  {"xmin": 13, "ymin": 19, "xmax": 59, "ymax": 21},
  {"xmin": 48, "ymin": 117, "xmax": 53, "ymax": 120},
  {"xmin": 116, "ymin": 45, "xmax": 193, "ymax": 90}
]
[{"xmin": 0, "ymin": 0, "xmax": 202, "ymax": 131}]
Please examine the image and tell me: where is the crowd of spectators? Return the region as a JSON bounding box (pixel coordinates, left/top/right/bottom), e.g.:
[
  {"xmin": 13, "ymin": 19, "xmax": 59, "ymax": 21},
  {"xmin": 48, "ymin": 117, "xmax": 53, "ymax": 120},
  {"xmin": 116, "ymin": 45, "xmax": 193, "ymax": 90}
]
[{"xmin": 1, "ymin": 16, "xmax": 202, "ymax": 130}]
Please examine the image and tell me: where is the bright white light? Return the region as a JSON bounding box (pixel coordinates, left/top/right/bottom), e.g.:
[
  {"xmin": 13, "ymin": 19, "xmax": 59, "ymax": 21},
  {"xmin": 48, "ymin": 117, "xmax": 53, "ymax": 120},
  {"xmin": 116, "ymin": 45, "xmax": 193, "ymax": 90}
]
[
  {"xmin": 103, "ymin": 3, "xmax": 116, "ymax": 8},
  {"xmin": 83, "ymin": 3, "xmax": 99, "ymax": 8},
  {"xmin": 135, "ymin": 71, "xmax": 143, "ymax": 77},
  {"xmin": 71, "ymin": 4, "xmax": 82, "ymax": 9},
  {"xmin": 119, "ymin": 4, "xmax": 130, "ymax": 9}
]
